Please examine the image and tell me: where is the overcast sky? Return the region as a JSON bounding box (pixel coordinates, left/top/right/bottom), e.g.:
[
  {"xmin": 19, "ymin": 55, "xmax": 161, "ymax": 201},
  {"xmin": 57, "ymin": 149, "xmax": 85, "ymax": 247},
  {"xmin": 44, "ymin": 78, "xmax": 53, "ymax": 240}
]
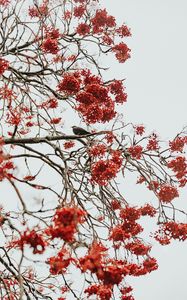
[
  {"xmin": 1, "ymin": 1, "xmax": 187, "ymax": 299},
  {"xmin": 101, "ymin": 1, "xmax": 187, "ymax": 299}
]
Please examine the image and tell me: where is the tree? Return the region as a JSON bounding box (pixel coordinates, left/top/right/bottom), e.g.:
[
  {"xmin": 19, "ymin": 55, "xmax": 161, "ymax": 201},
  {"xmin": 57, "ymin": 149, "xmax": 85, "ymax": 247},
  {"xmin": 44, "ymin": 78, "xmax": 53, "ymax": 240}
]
[{"xmin": 0, "ymin": 0, "xmax": 186, "ymax": 299}]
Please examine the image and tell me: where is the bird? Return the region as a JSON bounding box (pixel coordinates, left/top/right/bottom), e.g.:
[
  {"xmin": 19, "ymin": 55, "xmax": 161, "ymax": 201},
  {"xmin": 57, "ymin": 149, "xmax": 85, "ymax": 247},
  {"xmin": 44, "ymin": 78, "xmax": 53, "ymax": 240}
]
[{"xmin": 72, "ymin": 126, "xmax": 90, "ymax": 136}]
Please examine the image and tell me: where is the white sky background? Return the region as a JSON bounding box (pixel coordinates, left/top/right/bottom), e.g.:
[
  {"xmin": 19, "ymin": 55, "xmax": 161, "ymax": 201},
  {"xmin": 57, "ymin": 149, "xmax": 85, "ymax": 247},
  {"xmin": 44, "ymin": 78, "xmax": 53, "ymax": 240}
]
[
  {"xmin": 1, "ymin": 1, "xmax": 187, "ymax": 299},
  {"xmin": 100, "ymin": 1, "xmax": 187, "ymax": 299}
]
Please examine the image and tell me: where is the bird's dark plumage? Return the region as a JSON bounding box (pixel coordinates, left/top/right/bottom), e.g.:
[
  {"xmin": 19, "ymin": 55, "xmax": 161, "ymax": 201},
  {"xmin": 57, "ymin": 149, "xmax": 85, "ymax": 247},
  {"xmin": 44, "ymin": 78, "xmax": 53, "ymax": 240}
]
[{"xmin": 72, "ymin": 126, "xmax": 90, "ymax": 135}]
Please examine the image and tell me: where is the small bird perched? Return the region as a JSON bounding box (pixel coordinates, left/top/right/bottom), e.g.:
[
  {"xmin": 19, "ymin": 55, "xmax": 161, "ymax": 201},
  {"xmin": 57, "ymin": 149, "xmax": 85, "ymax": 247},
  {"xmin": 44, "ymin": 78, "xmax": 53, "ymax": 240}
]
[{"xmin": 72, "ymin": 126, "xmax": 90, "ymax": 136}]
